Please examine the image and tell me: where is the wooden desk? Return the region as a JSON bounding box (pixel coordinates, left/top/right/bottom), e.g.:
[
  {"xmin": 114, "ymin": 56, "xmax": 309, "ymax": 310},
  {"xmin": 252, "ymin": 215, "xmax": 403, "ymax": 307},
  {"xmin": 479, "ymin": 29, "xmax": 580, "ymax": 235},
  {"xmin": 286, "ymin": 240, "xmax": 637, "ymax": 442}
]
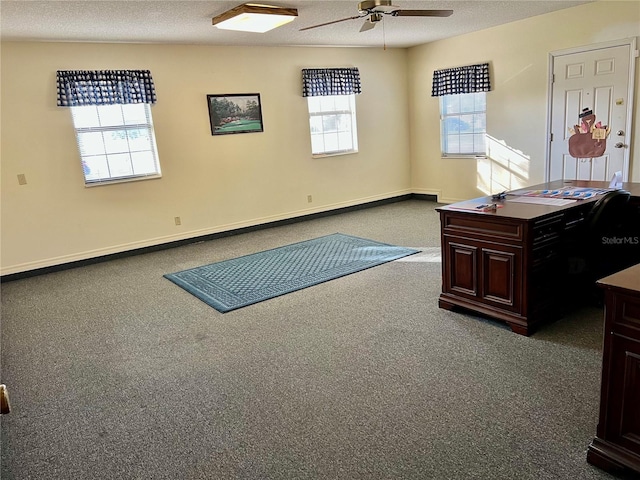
[
  {"xmin": 436, "ymin": 180, "xmax": 640, "ymax": 335},
  {"xmin": 587, "ymin": 263, "xmax": 640, "ymax": 476}
]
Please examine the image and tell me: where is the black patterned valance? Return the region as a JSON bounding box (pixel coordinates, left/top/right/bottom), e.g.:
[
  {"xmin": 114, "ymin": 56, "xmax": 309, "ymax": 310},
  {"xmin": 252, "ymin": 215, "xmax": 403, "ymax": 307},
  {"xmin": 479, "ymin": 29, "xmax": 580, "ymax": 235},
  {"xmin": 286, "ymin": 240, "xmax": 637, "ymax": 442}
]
[
  {"xmin": 302, "ymin": 68, "xmax": 361, "ymax": 97},
  {"xmin": 431, "ymin": 63, "xmax": 490, "ymax": 97},
  {"xmin": 56, "ymin": 70, "xmax": 157, "ymax": 106}
]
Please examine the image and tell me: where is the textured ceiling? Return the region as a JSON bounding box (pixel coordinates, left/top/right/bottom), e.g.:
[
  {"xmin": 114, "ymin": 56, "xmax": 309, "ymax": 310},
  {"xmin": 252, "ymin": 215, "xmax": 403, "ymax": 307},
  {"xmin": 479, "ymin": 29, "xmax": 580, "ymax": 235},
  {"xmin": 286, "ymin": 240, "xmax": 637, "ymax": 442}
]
[{"xmin": 0, "ymin": 0, "xmax": 592, "ymax": 49}]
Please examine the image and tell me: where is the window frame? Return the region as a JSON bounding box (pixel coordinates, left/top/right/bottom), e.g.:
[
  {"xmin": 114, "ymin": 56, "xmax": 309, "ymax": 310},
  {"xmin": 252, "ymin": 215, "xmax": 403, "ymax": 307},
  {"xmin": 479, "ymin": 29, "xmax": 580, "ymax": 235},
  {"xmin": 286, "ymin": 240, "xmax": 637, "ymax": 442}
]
[
  {"xmin": 306, "ymin": 94, "xmax": 359, "ymax": 158},
  {"xmin": 70, "ymin": 103, "xmax": 162, "ymax": 186},
  {"xmin": 439, "ymin": 92, "xmax": 487, "ymax": 158}
]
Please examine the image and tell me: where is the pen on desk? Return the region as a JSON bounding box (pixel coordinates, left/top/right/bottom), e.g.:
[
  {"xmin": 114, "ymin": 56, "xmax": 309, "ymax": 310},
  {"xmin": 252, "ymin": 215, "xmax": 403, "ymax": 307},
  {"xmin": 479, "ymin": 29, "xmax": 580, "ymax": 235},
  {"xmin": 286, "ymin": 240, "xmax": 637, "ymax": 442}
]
[{"xmin": 476, "ymin": 203, "xmax": 498, "ymax": 211}]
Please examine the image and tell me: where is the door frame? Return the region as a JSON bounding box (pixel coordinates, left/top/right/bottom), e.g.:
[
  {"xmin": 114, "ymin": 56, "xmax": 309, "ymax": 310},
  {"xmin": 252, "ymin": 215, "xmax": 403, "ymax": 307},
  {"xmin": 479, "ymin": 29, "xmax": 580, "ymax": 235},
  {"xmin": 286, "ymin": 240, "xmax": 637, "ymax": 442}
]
[{"xmin": 545, "ymin": 37, "xmax": 637, "ymax": 182}]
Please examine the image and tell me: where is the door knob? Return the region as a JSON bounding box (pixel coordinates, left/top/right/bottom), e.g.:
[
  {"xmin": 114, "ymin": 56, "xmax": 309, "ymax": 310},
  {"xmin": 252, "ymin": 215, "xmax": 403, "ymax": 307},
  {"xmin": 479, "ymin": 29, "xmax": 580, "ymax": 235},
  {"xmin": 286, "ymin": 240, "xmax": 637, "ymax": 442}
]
[
  {"xmin": 614, "ymin": 142, "xmax": 625, "ymax": 148},
  {"xmin": 616, "ymin": 130, "xmax": 624, "ymax": 136}
]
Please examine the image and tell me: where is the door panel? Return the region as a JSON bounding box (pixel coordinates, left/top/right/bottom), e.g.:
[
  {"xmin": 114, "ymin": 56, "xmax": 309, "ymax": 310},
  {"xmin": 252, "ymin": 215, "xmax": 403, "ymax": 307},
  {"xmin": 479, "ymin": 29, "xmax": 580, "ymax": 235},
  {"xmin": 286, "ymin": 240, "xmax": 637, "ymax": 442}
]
[
  {"xmin": 480, "ymin": 245, "xmax": 522, "ymax": 312},
  {"xmin": 446, "ymin": 240, "xmax": 478, "ymax": 296},
  {"xmin": 549, "ymin": 44, "xmax": 631, "ymax": 182}
]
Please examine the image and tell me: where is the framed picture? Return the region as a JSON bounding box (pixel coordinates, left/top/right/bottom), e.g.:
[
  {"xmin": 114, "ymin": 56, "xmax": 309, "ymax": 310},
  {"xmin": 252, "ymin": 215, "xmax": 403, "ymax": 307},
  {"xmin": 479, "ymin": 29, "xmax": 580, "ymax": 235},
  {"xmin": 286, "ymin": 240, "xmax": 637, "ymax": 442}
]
[{"xmin": 207, "ymin": 93, "xmax": 264, "ymax": 136}]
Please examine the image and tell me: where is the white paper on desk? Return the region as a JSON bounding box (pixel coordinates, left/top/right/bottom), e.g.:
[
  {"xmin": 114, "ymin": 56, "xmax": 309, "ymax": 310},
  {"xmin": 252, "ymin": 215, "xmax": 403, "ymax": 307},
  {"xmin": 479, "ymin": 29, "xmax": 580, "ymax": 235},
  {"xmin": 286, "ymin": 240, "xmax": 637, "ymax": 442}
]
[
  {"xmin": 609, "ymin": 171, "xmax": 623, "ymax": 189},
  {"xmin": 507, "ymin": 196, "xmax": 576, "ymax": 206},
  {"xmin": 508, "ymin": 189, "xmax": 532, "ymax": 196}
]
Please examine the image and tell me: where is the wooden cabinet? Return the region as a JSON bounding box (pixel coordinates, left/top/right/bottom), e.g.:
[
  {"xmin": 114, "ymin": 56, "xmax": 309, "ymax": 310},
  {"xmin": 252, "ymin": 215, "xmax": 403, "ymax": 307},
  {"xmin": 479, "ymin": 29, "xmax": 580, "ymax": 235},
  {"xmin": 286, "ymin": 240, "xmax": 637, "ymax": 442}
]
[
  {"xmin": 438, "ymin": 206, "xmax": 586, "ymax": 335},
  {"xmin": 437, "ymin": 180, "xmax": 640, "ymax": 335},
  {"xmin": 439, "ymin": 214, "xmax": 525, "ymax": 329},
  {"xmin": 587, "ymin": 263, "xmax": 640, "ymax": 477}
]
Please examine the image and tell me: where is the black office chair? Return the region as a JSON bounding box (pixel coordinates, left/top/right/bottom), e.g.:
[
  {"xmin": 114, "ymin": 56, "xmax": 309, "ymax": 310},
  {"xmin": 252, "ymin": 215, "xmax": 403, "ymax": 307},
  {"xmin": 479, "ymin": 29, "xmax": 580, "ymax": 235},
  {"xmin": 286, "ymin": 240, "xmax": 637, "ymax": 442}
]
[
  {"xmin": 565, "ymin": 190, "xmax": 633, "ymax": 302},
  {"xmin": 576, "ymin": 190, "xmax": 633, "ymax": 303},
  {"xmin": 586, "ymin": 189, "xmax": 631, "ymax": 239}
]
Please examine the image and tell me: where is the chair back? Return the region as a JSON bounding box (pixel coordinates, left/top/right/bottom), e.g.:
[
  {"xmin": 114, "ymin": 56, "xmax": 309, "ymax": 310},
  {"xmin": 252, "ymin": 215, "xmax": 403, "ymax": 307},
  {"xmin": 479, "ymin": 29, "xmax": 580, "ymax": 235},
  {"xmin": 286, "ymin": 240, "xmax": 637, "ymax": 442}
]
[{"xmin": 587, "ymin": 189, "xmax": 631, "ymax": 233}]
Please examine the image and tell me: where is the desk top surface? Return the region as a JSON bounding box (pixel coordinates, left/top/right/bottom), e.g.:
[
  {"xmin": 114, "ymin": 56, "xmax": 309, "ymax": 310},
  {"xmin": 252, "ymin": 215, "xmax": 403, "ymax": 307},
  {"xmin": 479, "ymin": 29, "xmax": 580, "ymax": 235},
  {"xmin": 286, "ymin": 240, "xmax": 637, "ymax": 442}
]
[
  {"xmin": 437, "ymin": 180, "xmax": 640, "ymax": 221},
  {"xmin": 597, "ymin": 263, "xmax": 640, "ymax": 293}
]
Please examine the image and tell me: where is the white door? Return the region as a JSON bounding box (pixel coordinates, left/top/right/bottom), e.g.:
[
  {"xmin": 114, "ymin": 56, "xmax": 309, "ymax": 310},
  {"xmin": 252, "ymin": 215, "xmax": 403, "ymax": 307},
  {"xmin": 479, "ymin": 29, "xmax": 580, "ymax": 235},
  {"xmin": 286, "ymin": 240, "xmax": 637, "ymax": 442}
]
[{"xmin": 549, "ymin": 42, "xmax": 633, "ymax": 182}]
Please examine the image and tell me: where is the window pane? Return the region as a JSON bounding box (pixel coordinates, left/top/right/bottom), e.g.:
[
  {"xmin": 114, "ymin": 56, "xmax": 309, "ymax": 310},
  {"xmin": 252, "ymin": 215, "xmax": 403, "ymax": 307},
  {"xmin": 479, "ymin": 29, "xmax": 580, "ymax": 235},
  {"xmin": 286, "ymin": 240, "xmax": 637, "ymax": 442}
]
[
  {"xmin": 458, "ymin": 115, "xmax": 475, "ymax": 133},
  {"xmin": 310, "ymin": 134, "xmax": 325, "ymax": 154},
  {"xmin": 319, "ymin": 96, "xmax": 335, "ymax": 111},
  {"xmin": 459, "ymin": 94, "xmax": 476, "ymax": 113},
  {"xmin": 306, "ymin": 94, "xmax": 357, "ymax": 156},
  {"xmin": 440, "ymin": 93, "xmax": 486, "ymax": 156},
  {"xmin": 334, "ymin": 96, "xmax": 350, "ymax": 110},
  {"xmin": 97, "ymin": 105, "xmax": 125, "ymax": 126},
  {"xmin": 127, "ymin": 128, "xmax": 152, "ymax": 152},
  {"xmin": 459, "ymin": 134, "xmax": 475, "ymax": 153},
  {"xmin": 446, "ymin": 135, "xmax": 460, "ymax": 154},
  {"xmin": 309, "ymin": 116, "xmax": 322, "ymax": 133},
  {"xmin": 336, "ymin": 114, "xmax": 351, "ymax": 132},
  {"xmin": 83, "ymin": 155, "xmax": 110, "ymax": 181},
  {"xmin": 442, "ymin": 95, "xmax": 459, "ymax": 114},
  {"xmin": 122, "ymin": 104, "xmax": 149, "ymax": 125},
  {"xmin": 338, "ymin": 131, "xmax": 353, "ymax": 150},
  {"xmin": 77, "ymin": 132, "xmax": 106, "ymax": 156},
  {"xmin": 322, "ymin": 115, "xmax": 338, "ymax": 133},
  {"xmin": 131, "ymin": 151, "xmax": 157, "ymax": 175},
  {"xmin": 107, "ymin": 153, "xmax": 134, "ymax": 177},
  {"xmin": 307, "ymin": 97, "xmax": 322, "ymax": 113},
  {"xmin": 104, "ymin": 130, "xmax": 130, "ymax": 154},
  {"xmin": 72, "ymin": 104, "xmax": 161, "ymax": 184},
  {"xmin": 323, "ymin": 133, "xmax": 339, "ymax": 152},
  {"xmin": 444, "ymin": 117, "xmax": 461, "ymax": 134},
  {"xmin": 71, "ymin": 106, "xmax": 100, "ymax": 128}
]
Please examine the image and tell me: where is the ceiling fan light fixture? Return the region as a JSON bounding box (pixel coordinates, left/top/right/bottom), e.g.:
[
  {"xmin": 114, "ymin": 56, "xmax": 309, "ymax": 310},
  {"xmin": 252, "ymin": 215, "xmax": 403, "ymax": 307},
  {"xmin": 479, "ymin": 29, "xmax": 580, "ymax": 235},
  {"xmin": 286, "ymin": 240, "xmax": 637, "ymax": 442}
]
[{"xmin": 212, "ymin": 3, "xmax": 298, "ymax": 33}]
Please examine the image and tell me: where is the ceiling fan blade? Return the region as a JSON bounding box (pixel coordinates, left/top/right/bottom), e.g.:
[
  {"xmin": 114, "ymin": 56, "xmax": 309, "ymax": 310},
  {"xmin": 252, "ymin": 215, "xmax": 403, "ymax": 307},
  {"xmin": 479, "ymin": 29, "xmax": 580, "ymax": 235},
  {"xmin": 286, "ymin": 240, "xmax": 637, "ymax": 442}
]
[
  {"xmin": 359, "ymin": 20, "xmax": 377, "ymax": 32},
  {"xmin": 299, "ymin": 15, "xmax": 363, "ymax": 31},
  {"xmin": 396, "ymin": 10, "xmax": 453, "ymax": 17}
]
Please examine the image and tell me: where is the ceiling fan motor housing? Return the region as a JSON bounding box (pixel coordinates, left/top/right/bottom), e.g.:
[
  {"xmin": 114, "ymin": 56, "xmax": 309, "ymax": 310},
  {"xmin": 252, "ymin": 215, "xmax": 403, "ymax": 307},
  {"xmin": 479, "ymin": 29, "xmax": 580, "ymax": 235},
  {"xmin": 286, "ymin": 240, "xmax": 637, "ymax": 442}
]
[
  {"xmin": 358, "ymin": 0, "xmax": 401, "ymax": 15},
  {"xmin": 368, "ymin": 12, "xmax": 383, "ymax": 23}
]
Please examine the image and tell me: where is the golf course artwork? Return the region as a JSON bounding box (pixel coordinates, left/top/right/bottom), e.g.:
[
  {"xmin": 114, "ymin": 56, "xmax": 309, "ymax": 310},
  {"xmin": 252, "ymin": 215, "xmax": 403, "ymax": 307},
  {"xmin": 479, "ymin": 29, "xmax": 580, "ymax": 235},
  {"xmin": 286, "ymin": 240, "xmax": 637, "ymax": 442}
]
[{"xmin": 207, "ymin": 93, "xmax": 264, "ymax": 136}]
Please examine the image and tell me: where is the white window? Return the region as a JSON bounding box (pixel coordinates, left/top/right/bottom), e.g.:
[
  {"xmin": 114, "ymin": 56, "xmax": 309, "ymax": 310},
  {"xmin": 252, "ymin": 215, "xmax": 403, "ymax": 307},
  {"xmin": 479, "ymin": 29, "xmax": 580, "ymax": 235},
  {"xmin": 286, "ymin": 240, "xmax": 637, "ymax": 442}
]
[
  {"xmin": 70, "ymin": 103, "xmax": 161, "ymax": 185},
  {"xmin": 440, "ymin": 92, "xmax": 486, "ymax": 157},
  {"xmin": 307, "ymin": 94, "xmax": 358, "ymax": 156}
]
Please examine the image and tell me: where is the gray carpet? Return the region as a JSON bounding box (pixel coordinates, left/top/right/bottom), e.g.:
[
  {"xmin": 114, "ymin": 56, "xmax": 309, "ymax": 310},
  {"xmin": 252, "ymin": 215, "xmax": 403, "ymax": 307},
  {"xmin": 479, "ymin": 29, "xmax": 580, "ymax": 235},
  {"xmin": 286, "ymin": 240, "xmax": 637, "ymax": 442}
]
[{"xmin": 0, "ymin": 200, "xmax": 620, "ymax": 479}]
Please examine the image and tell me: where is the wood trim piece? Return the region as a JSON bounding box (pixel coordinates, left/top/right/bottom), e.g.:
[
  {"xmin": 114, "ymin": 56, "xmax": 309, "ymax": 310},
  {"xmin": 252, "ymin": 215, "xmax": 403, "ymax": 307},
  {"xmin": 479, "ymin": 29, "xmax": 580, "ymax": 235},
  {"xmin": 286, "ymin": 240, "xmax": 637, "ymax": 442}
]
[{"xmin": 213, "ymin": 4, "xmax": 297, "ymax": 26}]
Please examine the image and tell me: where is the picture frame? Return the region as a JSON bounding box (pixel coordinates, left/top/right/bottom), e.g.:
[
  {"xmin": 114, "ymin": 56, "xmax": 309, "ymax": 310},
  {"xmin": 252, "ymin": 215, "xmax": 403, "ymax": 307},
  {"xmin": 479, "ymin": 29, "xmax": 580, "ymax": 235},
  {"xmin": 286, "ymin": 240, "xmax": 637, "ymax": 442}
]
[{"xmin": 206, "ymin": 93, "xmax": 264, "ymax": 136}]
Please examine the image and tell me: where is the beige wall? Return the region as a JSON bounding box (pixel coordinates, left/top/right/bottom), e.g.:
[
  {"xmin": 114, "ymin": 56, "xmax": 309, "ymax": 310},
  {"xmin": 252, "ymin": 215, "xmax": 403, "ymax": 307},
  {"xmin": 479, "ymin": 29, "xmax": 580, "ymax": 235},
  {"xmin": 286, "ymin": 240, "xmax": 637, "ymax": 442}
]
[
  {"xmin": 2, "ymin": 1, "xmax": 639, "ymax": 275},
  {"xmin": 408, "ymin": 1, "xmax": 640, "ymax": 203},
  {"xmin": 0, "ymin": 43, "xmax": 410, "ymax": 274}
]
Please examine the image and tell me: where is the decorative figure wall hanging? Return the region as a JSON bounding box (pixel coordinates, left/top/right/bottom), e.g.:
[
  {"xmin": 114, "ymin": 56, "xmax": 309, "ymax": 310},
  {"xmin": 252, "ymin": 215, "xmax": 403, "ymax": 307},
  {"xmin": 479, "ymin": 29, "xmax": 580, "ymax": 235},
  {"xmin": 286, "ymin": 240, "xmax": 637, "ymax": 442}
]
[{"xmin": 568, "ymin": 107, "xmax": 611, "ymax": 159}]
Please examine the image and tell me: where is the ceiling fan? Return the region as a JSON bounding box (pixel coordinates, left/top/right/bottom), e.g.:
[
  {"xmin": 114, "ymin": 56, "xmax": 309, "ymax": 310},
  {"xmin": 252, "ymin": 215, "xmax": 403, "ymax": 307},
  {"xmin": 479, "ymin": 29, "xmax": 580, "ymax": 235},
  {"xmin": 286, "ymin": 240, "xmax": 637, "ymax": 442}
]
[{"xmin": 299, "ymin": 0, "xmax": 453, "ymax": 32}]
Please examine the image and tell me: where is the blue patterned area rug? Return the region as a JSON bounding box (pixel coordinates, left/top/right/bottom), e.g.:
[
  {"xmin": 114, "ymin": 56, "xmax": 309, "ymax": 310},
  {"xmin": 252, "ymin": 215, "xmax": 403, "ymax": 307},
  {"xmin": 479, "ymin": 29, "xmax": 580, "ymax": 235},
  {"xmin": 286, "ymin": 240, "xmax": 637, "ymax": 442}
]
[{"xmin": 164, "ymin": 233, "xmax": 419, "ymax": 313}]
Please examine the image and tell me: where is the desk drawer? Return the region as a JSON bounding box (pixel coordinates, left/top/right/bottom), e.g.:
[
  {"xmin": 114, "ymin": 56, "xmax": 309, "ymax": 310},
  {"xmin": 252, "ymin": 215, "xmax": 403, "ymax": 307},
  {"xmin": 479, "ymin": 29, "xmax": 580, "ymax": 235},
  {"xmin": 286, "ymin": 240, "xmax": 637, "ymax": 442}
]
[
  {"xmin": 441, "ymin": 213, "xmax": 523, "ymax": 242},
  {"xmin": 533, "ymin": 215, "xmax": 563, "ymax": 246},
  {"xmin": 531, "ymin": 243, "xmax": 562, "ymax": 269}
]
